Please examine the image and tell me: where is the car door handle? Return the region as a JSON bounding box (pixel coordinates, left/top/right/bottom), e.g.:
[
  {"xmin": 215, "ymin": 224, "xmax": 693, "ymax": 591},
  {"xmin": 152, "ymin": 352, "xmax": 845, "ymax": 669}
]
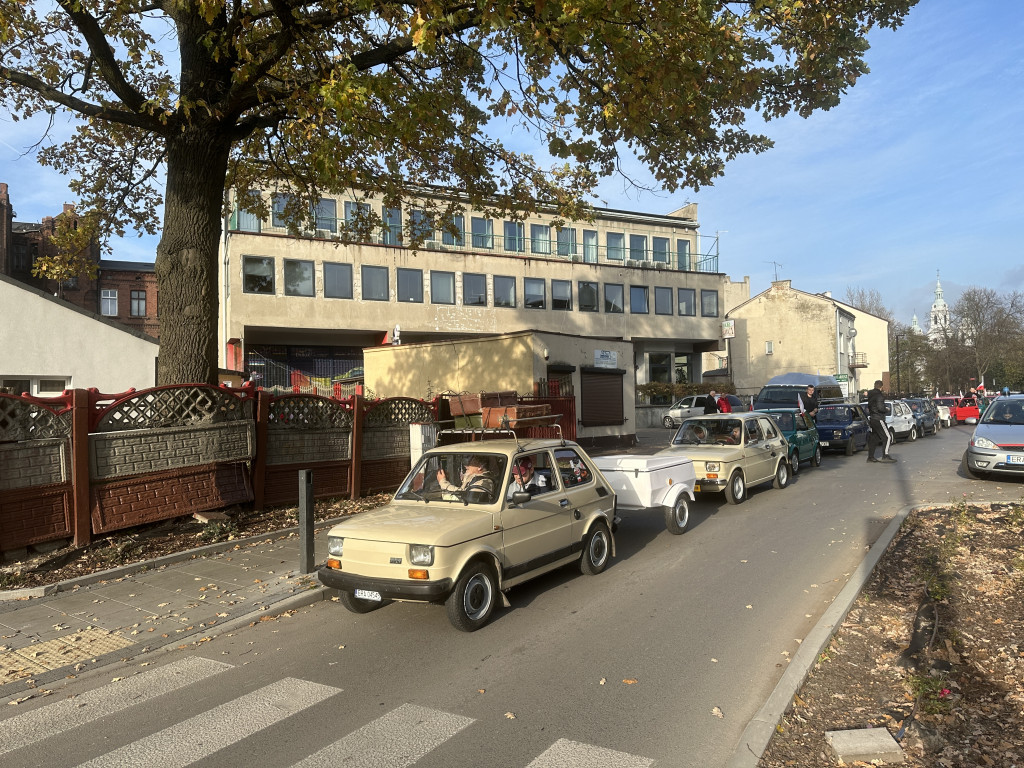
[{"xmin": 560, "ymin": 499, "xmax": 570, "ymax": 507}]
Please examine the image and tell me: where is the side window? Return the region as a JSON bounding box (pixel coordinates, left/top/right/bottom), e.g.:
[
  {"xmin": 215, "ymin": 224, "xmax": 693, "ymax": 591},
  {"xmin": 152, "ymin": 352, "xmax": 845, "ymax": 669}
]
[
  {"xmin": 554, "ymin": 448, "xmax": 593, "ymax": 487},
  {"xmin": 759, "ymin": 418, "xmax": 778, "ymax": 439},
  {"xmin": 507, "ymin": 452, "xmax": 558, "ymax": 500},
  {"xmin": 747, "ymin": 420, "xmax": 764, "ymax": 442}
]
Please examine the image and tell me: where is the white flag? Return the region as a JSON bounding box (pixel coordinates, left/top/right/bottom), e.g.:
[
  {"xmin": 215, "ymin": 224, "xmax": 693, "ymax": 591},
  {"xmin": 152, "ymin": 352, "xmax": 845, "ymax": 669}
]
[{"xmin": 797, "ymin": 393, "xmax": 806, "ymax": 414}]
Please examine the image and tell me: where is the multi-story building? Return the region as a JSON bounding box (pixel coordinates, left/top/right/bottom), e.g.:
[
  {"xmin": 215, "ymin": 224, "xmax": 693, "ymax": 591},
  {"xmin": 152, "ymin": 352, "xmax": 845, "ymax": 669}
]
[
  {"xmin": 0, "ymin": 182, "xmax": 161, "ymax": 339},
  {"xmin": 219, "ymin": 190, "xmax": 747, "ymax": 433}
]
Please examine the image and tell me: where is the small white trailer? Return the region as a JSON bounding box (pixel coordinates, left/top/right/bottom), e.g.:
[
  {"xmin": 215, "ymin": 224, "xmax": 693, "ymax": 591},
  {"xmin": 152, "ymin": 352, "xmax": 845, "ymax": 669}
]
[{"xmin": 592, "ymin": 454, "xmax": 697, "ymax": 534}]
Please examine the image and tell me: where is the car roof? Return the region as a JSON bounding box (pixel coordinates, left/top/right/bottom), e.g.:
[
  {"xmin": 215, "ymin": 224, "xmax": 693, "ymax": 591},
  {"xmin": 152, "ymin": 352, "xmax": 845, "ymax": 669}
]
[{"xmin": 426, "ymin": 438, "xmax": 576, "ymax": 458}]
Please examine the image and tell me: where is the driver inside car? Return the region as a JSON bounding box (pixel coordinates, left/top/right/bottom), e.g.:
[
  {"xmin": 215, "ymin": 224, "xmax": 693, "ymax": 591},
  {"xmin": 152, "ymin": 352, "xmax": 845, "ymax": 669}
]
[{"xmin": 437, "ymin": 455, "xmax": 497, "ymax": 502}]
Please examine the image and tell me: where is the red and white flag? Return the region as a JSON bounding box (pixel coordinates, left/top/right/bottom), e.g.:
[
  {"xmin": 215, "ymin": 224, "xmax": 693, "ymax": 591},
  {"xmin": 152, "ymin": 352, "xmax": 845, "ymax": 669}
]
[{"xmin": 797, "ymin": 393, "xmax": 806, "ymax": 414}]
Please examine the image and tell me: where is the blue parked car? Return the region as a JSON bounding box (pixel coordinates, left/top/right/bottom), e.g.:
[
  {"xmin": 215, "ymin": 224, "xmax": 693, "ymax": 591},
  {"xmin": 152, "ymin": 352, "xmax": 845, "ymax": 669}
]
[
  {"xmin": 904, "ymin": 398, "xmax": 938, "ymax": 437},
  {"xmin": 815, "ymin": 403, "xmax": 870, "ymax": 455},
  {"xmin": 758, "ymin": 408, "xmax": 822, "ymax": 475}
]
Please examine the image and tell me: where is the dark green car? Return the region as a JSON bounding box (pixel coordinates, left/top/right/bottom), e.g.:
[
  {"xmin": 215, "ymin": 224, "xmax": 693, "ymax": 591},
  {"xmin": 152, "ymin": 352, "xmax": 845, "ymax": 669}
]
[{"xmin": 757, "ymin": 408, "xmax": 822, "ymax": 476}]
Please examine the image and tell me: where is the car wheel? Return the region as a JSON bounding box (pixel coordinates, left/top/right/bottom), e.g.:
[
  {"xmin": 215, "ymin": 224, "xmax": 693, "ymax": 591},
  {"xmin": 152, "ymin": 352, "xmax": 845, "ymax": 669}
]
[
  {"xmin": 908, "ymin": 426, "xmax": 918, "ymax": 442},
  {"xmin": 338, "ymin": 590, "xmax": 390, "ymax": 614},
  {"xmin": 724, "ymin": 471, "xmax": 746, "ymax": 505},
  {"xmin": 811, "ymin": 444, "xmax": 822, "ymax": 467},
  {"xmin": 663, "ymin": 496, "xmax": 690, "ymax": 535},
  {"xmin": 663, "ymin": 416, "xmax": 675, "ymax": 429},
  {"xmin": 950, "ymin": 415, "xmax": 957, "ymax": 426},
  {"xmin": 580, "ymin": 521, "xmax": 612, "ymax": 574},
  {"xmin": 773, "ymin": 460, "xmax": 789, "ymax": 489},
  {"xmin": 845, "ymin": 438, "xmax": 855, "ymax": 456},
  {"xmin": 789, "ymin": 450, "xmax": 799, "ymax": 476},
  {"xmin": 445, "ymin": 562, "xmax": 498, "ymax": 632}
]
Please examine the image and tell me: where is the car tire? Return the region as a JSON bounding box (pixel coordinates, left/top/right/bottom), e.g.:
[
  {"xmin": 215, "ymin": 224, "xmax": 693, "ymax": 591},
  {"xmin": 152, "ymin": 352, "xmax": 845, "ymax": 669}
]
[
  {"xmin": 811, "ymin": 444, "xmax": 822, "ymax": 467},
  {"xmin": 908, "ymin": 426, "xmax": 918, "ymax": 442},
  {"xmin": 724, "ymin": 471, "xmax": 746, "ymax": 505},
  {"xmin": 580, "ymin": 521, "xmax": 612, "ymax": 574},
  {"xmin": 338, "ymin": 590, "xmax": 391, "ymax": 614},
  {"xmin": 845, "ymin": 438, "xmax": 855, "ymax": 456},
  {"xmin": 773, "ymin": 460, "xmax": 789, "ymax": 490},
  {"xmin": 663, "ymin": 416, "xmax": 675, "ymax": 429},
  {"xmin": 445, "ymin": 562, "xmax": 498, "ymax": 632},
  {"xmin": 789, "ymin": 450, "xmax": 799, "ymax": 476},
  {"xmin": 663, "ymin": 497, "xmax": 690, "ymax": 535}
]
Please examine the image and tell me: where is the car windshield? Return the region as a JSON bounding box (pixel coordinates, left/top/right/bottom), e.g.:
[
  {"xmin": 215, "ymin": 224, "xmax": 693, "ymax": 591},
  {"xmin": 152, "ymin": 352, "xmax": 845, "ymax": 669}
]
[
  {"xmin": 395, "ymin": 452, "xmax": 507, "ymax": 504},
  {"xmin": 673, "ymin": 418, "xmax": 745, "ymax": 446},
  {"xmin": 980, "ymin": 401, "xmax": 1024, "ymax": 426}
]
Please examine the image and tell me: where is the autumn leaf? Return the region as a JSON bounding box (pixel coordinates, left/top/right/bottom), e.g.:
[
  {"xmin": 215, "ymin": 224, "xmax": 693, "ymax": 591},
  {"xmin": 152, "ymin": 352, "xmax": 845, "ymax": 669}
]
[{"xmin": 712, "ymin": 706, "xmax": 724, "ymax": 718}]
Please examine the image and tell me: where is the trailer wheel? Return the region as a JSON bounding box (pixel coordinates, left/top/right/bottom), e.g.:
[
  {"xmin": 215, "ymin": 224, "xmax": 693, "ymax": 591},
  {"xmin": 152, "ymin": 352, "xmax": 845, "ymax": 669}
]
[{"xmin": 663, "ymin": 496, "xmax": 690, "ymax": 535}]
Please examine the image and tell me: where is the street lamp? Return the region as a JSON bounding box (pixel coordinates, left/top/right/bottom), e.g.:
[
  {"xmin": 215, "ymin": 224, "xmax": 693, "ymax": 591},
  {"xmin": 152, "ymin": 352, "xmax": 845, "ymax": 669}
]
[{"xmin": 894, "ymin": 332, "xmax": 906, "ymax": 396}]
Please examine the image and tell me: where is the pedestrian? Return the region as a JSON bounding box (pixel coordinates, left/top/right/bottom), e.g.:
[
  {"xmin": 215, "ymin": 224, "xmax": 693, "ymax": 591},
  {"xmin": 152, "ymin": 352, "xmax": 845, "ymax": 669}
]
[
  {"xmin": 801, "ymin": 384, "xmax": 819, "ymax": 420},
  {"xmin": 717, "ymin": 393, "xmax": 733, "ymax": 413},
  {"xmin": 704, "ymin": 390, "xmax": 720, "ymax": 415},
  {"xmin": 865, "ymin": 379, "xmax": 895, "ymax": 463}
]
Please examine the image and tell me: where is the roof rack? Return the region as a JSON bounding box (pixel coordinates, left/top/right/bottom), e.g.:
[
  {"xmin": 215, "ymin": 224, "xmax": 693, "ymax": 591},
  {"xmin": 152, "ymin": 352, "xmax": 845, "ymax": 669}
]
[{"xmin": 435, "ymin": 414, "xmax": 564, "ymax": 449}]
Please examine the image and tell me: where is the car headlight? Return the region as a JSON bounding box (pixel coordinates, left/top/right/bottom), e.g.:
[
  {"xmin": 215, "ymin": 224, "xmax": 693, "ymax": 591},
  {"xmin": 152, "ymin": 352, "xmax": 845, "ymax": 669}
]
[
  {"xmin": 705, "ymin": 462, "xmax": 720, "ymax": 472},
  {"xmin": 327, "ymin": 536, "xmax": 344, "ymax": 558},
  {"xmin": 409, "ymin": 544, "xmax": 434, "ymax": 566},
  {"xmin": 972, "ymin": 435, "xmax": 998, "ymax": 449}
]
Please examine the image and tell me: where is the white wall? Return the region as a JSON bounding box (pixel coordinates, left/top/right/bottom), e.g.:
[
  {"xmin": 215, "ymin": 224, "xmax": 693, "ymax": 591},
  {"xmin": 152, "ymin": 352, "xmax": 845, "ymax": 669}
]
[{"xmin": 0, "ymin": 275, "xmax": 158, "ymax": 394}]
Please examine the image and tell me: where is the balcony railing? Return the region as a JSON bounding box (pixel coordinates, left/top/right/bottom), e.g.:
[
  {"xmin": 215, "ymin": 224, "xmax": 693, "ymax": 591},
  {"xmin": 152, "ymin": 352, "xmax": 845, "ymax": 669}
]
[{"xmin": 850, "ymin": 353, "xmax": 868, "ymax": 368}]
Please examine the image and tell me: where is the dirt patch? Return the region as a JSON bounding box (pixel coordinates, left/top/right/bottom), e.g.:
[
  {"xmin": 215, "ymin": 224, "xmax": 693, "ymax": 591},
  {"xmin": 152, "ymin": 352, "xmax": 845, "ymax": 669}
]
[
  {"xmin": 0, "ymin": 495, "xmax": 392, "ymax": 590},
  {"xmin": 759, "ymin": 499, "xmax": 1024, "ymax": 767}
]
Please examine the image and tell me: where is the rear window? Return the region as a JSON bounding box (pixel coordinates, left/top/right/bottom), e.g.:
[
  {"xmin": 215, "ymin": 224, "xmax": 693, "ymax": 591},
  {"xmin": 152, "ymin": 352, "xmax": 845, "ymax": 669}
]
[
  {"xmin": 818, "ymin": 405, "xmax": 857, "ymax": 422},
  {"xmin": 755, "ymin": 387, "xmax": 800, "ymax": 407}
]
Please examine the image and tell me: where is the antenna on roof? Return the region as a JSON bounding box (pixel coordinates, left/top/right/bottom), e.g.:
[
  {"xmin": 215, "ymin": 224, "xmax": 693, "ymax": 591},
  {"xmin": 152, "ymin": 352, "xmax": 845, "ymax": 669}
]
[{"xmin": 764, "ymin": 261, "xmax": 783, "ymax": 281}]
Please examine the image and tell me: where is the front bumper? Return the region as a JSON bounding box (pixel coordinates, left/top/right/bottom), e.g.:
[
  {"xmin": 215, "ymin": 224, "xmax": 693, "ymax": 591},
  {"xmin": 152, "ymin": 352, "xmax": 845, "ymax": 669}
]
[
  {"xmin": 694, "ymin": 477, "xmax": 726, "ymax": 491},
  {"xmin": 965, "ymin": 447, "xmax": 1024, "ymax": 475},
  {"xmin": 317, "ymin": 566, "xmax": 454, "ymax": 602}
]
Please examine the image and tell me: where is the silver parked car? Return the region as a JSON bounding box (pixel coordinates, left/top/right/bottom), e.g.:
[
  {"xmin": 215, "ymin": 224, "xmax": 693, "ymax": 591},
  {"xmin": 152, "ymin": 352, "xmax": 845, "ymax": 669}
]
[
  {"xmin": 662, "ymin": 394, "xmax": 744, "ymax": 428},
  {"xmin": 962, "ymin": 395, "xmax": 1024, "ymax": 480}
]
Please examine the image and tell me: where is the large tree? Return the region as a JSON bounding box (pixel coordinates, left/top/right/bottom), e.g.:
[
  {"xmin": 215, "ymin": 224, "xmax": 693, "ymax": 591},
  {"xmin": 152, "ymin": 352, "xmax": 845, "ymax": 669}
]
[
  {"xmin": 1, "ymin": 0, "xmax": 918, "ymax": 384},
  {"xmin": 951, "ymin": 287, "xmax": 1024, "ymax": 389}
]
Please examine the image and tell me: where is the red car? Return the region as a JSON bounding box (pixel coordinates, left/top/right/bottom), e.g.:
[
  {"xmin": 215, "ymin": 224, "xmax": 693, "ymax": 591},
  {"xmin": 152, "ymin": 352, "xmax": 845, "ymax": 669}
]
[{"xmin": 935, "ymin": 396, "xmax": 980, "ymax": 425}]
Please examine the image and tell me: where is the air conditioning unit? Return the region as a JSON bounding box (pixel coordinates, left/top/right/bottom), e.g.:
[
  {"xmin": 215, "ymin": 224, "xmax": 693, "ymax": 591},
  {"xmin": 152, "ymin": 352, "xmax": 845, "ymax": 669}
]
[
  {"xmin": 640, "ymin": 261, "xmax": 653, "ymax": 269},
  {"xmin": 626, "ymin": 259, "xmax": 643, "ymax": 269},
  {"xmin": 425, "ymin": 241, "xmax": 441, "ymax": 250},
  {"xmin": 654, "ymin": 262, "xmax": 668, "ymax": 270}
]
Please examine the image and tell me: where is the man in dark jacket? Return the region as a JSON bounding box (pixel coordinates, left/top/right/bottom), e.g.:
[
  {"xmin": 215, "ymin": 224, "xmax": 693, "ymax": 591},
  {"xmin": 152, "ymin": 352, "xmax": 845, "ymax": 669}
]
[
  {"xmin": 802, "ymin": 384, "xmax": 819, "ymax": 420},
  {"xmin": 866, "ymin": 379, "xmax": 895, "ymax": 463},
  {"xmin": 704, "ymin": 391, "xmax": 720, "ymax": 414}
]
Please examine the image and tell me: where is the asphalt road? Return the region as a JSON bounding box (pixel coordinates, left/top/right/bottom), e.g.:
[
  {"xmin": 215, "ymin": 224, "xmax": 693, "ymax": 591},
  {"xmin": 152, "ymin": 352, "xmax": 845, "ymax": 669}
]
[{"xmin": 6, "ymin": 424, "xmax": 1021, "ymax": 768}]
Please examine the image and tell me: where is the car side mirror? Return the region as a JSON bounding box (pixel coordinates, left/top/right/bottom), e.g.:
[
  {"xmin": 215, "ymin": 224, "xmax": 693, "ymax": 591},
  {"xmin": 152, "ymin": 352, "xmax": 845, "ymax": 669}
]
[{"xmin": 511, "ymin": 491, "xmax": 532, "ymax": 505}]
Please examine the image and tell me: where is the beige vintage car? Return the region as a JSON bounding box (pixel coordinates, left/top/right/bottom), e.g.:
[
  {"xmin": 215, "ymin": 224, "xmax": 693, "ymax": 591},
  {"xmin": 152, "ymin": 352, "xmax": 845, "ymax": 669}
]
[
  {"xmin": 660, "ymin": 412, "xmax": 791, "ymax": 504},
  {"xmin": 318, "ymin": 437, "xmax": 618, "ymax": 631}
]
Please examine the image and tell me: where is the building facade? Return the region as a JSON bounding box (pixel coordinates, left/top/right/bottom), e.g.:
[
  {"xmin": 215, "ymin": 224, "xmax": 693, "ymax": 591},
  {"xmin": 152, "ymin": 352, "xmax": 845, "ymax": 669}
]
[
  {"xmin": 219, "ymin": 191, "xmax": 745, "ymax": 408},
  {"xmin": 724, "ymin": 280, "xmax": 885, "ymax": 399}
]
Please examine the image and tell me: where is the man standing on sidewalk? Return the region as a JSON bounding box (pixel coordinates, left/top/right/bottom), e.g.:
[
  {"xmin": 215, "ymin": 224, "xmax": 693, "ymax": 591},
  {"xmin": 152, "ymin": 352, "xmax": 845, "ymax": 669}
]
[{"xmin": 866, "ymin": 379, "xmax": 896, "ymax": 463}]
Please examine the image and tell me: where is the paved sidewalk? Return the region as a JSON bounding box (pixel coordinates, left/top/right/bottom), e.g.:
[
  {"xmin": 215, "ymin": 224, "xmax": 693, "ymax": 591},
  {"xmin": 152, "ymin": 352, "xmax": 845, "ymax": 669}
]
[{"xmin": 0, "ymin": 523, "xmax": 337, "ymax": 697}]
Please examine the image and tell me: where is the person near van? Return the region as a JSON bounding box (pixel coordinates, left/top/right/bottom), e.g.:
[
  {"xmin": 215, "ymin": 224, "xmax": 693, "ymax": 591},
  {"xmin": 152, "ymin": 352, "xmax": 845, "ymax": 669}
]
[
  {"xmin": 704, "ymin": 391, "xmax": 720, "ymax": 414},
  {"xmin": 801, "ymin": 384, "xmax": 819, "ymax": 420},
  {"xmin": 866, "ymin": 379, "xmax": 895, "ymax": 463},
  {"xmin": 717, "ymin": 394, "xmax": 733, "ymax": 413}
]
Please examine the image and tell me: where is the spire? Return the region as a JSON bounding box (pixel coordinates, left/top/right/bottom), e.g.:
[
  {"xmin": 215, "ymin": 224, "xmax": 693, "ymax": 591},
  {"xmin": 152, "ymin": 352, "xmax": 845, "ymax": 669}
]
[{"xmin": 934, "ymin": 270, "xmax": 944, "ymax": 302}]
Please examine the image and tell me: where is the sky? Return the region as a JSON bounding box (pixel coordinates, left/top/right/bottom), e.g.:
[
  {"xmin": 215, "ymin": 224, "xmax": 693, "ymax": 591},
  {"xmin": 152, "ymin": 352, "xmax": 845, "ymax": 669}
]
[{"xmin": 1, "ymin": 0, "xmax": 1022, "ymax": 329}]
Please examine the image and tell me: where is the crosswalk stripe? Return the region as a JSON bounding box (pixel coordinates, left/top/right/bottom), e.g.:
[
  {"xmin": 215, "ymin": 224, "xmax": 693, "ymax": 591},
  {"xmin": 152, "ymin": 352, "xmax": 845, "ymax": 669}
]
[
  {"xmin": 526, "ymin": 738, "xmax": 654, "ymax": 768},
  {"xmin": 75, "ymin": 677, "xmax": 341, "ymax": 768},
  {"xmin": 0, "ymin": 657, "xmax": 232, "ymax": 757},
  {"xmin": 291, "ymin": 703, "xmax": 474, "ymax": 768}
]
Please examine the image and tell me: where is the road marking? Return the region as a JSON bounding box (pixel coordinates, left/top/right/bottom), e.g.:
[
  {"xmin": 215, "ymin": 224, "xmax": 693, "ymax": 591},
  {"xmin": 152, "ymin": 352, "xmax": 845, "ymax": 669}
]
[
  {"xmin": 0, "ymin": 657, "xmax": 231, "ymax": 756},
  {"xmin": 526, "ymin": 738, "xmax": 654, "ymax": 768},
  {"xmin": 76, "ymin": 677, "xmax": 340, "ymax": 767},
  {"xmin": 291, "ymin": 703, "xmax": 474, "ymax": 768}
]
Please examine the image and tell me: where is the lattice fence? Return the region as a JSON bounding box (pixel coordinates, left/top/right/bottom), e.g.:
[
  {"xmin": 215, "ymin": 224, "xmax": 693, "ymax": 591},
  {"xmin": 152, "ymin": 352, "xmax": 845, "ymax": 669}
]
[
  {"xmin": 0, "ymin": 395, "xmax": 72, "ymax": 441},
  {"xmin": 268, "ymin": 394, "xmax": 353, "ymax": 430},
  {"xmin": 93, "ymin": 385, "xmax": 253, "ymax": 432}
]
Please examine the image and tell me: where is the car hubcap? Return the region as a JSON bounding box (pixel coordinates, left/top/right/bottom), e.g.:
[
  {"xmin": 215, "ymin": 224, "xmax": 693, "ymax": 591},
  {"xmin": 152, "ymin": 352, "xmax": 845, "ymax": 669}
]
[
  {"xmin": 674, "ymin": 501, "xmax": 689, "ymax": 528},
  {"xmin": 463, "ymin": 574, "xmax": 493, "ymax": 620},
  {"xmin": 590, "ymin": 531, "xmax": 609, "ymax": 567},
  {"xmin": 734, "ymin": 477, "xmax": 744, "ymax": 499}
]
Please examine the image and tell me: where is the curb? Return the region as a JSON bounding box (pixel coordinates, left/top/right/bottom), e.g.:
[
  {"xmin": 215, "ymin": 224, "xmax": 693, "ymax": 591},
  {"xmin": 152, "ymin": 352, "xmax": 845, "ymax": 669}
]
[
  {"xmin": 0, "ymin": 516, "xmax": 351, "ymax": 602},
  {"xmin": 725, "ymin": 503, "xmax": 916, "ymax": 768}
]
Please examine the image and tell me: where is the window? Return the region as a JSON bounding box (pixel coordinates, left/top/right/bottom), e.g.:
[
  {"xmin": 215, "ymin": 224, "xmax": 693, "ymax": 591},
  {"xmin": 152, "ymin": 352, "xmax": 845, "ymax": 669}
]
[
  {"xmin": 315, "ymin": 198, "xmax": 337, "ymax": 233},
  {"xmin": 629, "ymin": 234, "xmax": 648, "ymax": 261},
  {"xmin": 381, "ymin": 206, "xmax": 402, "ymax": 245},
  {"xmin": 654, "ymin": 286, "xmax": 673, "ymax": 315},
  {"xmin": 556, "ymin": 227, "xmax": 577, "ymax": 257},
  {"xmin": 100, "ymin": 289, "xmax": 118, "ymax": 316},
  {"xmin": 362, "ymin": 265, "xmax": 389, "ymax": 301},
  {"xmin": 494, "ymin": 275, "xmax": 516, "ymax": 308},
  {"xmin": 2, "ymin": 379, "xmax": 31, "ymax": 395},
  {"xmin": 676, "ymin": 238, "xmax": 691, "ymax": 269},
  {"xmin": 503, "ymin": 221, "xmax": 525, "ymax": 252},
  {"xmin": 431, "ymin": 271, "xmax": 455, "ymax": 304},
  {"xmin": 442, "ymin": 215, "xmax": 465, "ymax": 246},
  {"xmin": 463, "ymin": 273, "xmax": 487, "ymax": 306},
  {"xmin": 271, "ymin": 193, "xmax": 296, "ymax": 228},
  {"xmin": 38, "ymin": 378, "xmax": 68, "ymax": 393},
  {"xmin": 130, "ymin": 290, "xmax": 147, "ymax": 317},
  {"xmin": 649, "ymin": 353, "xmax": 672, "ymax": 386},
  {"xmin": 343, "ymin": 201, "xmax": 371, "ymax": 239},
  {"xmin": 554, "ymin": 448, "xmax": 595, "ymax": 488},
  {"xmin": 766, "ymin": 340, "xmax": 774, "ymax": 355},
  {"xmin": 583, "ymin": 230, "xmax": 598, "ymax": 262},
  {"xmin": 409, "ymin": 208, "xmax": 433, "ymax": 241},
  {"xmin": 630, "ymin": 285, "xmax": 649, "ymax": 314},
  {"xmin": 524, "ymin": 278, "xmax": 546, "ymax": 309},
  {"xmin": 12, "ymin": 243, "xmax": 29, "ymax": 272},
  {"xmin": 653, "ymin": 237, "xmax": 670, "ymax": 263},
  {"xmin": 397, "ymin": 268, "xmax": 423, "ymax": 303},
  {"xmin": 606, "ymin": 232, "xmax": 625, "ymax": 261},
  {"xmin": 62, "ymin": 276, "xmax": 79, "ymax": 291},
  {"xmin": 604, "ymin": 283, "xmax": 624, "ymax": 313},
  {"xmin": 324, "ymin": 263, "xmax": 353, "ymax": 299},
  {"xmin": 243, "ymin": 256, "xmax": 275, "ymax": 294},
  {"xmin": 530, "ymin": 224, "xmax": 551, "ymax": 254},
  {"xmin": 552, "ymin": 280, "xmax": 572, "ymax": 311},
  {"xmin": 284, "ymin": 259, "xmax": 314, "ymax": 297},
  {"xmin": 677, "ymin": 288, "xmax": 695, "ymax": 316},
  {"xmin": 235, "ymin": 204, "xmax": 261, "ymax": 233},
  {"xmin": 578, "ymin": 281, "xmax": 599, "ymax": 312},
  {"xmin": 471, "ymin": 217, "xmax": 493, "ymax": 248},
  {"xmin": 701, "ymin": 289, "xmax": 719, "ymax": 317}
]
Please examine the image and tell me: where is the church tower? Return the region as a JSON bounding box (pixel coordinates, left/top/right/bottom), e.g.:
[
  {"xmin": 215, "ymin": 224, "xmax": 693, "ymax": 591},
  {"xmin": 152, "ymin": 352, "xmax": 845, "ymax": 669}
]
[{"xmin": 928, "ymin": 271, "xmax": 950, "ymax": 346}]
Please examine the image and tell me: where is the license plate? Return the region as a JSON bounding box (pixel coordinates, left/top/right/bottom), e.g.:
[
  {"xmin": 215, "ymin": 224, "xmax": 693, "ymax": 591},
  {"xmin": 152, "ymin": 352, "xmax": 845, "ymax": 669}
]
[
  {"xmin": 1007, "ymin": 455, "xmax": 1024, "ymax": 465},
  {"xmin": 693, "ymin": 484, "xmax": 701, "ymax": 493},
  {"xmin": 354, "ymin": 589, "xmax": 382, "ymax": 601},
  {"xmin": 819, "ymin": 441, "xmax": 830, "ymax": 447}
]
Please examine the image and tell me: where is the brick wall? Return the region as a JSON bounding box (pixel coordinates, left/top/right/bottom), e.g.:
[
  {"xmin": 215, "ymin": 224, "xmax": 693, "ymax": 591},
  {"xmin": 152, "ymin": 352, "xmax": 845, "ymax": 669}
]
[
  {"xmin": 0, "ymin": 439, "xmax": 69, "ymax": 491},
  {"xmin": 0, "ymin": 487, "xmax": 71, "ymax": 548},
  {"xmin": 266, "ymin": 428, "xmax": 350, "ymax": 465},
  {"xmin": 96, "ymin": 267, "xmax": 159, "ymax": 338},
  {"xmin": 90, "ymin": 422, "xmax": 254, "ymax": 480}
]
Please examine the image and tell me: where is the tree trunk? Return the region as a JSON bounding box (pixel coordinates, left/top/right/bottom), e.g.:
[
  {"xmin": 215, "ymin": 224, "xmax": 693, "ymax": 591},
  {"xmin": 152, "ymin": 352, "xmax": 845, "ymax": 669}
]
[{"xmin": 155, "ymin": 129, "xmax": 232, "ymax": 385}]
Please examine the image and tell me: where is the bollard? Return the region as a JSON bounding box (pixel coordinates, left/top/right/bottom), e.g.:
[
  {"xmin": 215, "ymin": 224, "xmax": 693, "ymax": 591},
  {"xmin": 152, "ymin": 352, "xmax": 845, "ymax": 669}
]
[{"xmin": 298, "ymin": 469, "xmax": 315, "ymax": 574}]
